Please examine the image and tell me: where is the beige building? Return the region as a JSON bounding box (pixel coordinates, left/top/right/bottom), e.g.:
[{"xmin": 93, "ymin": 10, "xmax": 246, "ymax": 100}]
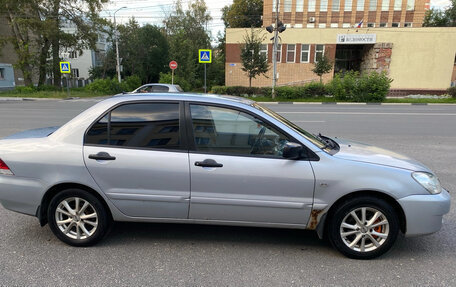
[
  {"xmin": 263, "ymin": 0, "xmax": 429, "ymax": 29},
  {"xmin": 225, "ymin": 27, "xmax": 456, "ymax": 94}
]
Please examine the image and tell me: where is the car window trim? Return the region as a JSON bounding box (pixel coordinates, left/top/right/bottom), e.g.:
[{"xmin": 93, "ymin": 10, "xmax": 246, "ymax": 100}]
[
  {"xmin": 83, "ymin": 100, "xmax": 189, "ymax": 152},
  {"xmin": 184, "ymin": 101, "xmax": 319, "ymax": 161}
]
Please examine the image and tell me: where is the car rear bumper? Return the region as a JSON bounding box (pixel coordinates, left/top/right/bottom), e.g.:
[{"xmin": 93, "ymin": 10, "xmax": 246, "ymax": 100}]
[
  {"xmin": 398, "ymin": 189, "xmax": 451, "ymax": 237},
  {"xmin": 0, "ymin": 175, "xmax": 45, "ymax": 216}
]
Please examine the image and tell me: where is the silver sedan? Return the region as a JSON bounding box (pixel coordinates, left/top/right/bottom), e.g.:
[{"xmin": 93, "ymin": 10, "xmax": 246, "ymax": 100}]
[{"xmin": 0, "ymin": 94, "xmax": 450, "ymax": 259}]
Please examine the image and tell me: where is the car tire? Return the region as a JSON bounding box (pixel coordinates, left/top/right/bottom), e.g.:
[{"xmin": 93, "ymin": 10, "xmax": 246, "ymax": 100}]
[
  {"xmin": 47, "ymin": 189, "xmax": 111, "ymax": 246},
  {"xmin": 328, "ymin": 196, "xmax": 399, "ymax": 259}
]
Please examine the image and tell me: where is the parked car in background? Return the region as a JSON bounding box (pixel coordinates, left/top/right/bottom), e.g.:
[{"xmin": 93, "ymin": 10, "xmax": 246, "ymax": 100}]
[
  {"xmin": 132, "ymin": 83, "xmax": 183, "ymax": 93},
  {"xmin": 0, "ymin": 93, "xmax": 450, "ymax": 259}
]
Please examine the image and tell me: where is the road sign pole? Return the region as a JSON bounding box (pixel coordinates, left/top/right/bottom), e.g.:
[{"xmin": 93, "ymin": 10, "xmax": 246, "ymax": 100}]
[
  {"xmin": 66, "ymin": 74, "xmax": 70, "ymax": 99},
  {"xmin": 172, "ymin": 69, "xmax": 174, "ymax": 85},
  {"xmin": 204, "ymin": 63, "xmax": 207, "ymax": 93}
]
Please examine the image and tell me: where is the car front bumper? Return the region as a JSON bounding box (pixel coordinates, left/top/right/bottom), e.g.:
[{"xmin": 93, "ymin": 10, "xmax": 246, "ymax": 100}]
[{"xmin": 398, "ymin": 189, "xmax": 451, "ymax": 237}]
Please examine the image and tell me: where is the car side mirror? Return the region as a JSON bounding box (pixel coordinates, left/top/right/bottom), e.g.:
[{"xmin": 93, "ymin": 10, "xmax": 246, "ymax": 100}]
[{"xmin": 282, "ymin": 142, "xmax": 304, "ymax": 160}]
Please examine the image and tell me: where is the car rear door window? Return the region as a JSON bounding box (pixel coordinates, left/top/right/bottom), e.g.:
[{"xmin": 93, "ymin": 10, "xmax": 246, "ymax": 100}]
[
  {"xmin": 189, "ymin": 104, "xmax": 290, "ymax": 157},
  {"xmin": 85, "ymin": 102, "xmax": 181, "ymax": 149}
]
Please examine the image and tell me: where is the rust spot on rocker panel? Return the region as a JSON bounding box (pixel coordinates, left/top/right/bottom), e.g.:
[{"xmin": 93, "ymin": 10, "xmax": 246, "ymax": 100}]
[{"xmin": 308, "ymin": 209, "xmax": 325, "ymax": 230}]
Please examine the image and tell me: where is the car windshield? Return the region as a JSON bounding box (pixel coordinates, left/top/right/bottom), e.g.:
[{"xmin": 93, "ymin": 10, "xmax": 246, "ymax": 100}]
[{"xmin": 252, "ymin": 103, "xmax": 327, "ymax": 149}]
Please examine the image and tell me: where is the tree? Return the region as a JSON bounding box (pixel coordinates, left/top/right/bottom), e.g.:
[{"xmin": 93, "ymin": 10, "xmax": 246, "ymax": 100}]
[
  {"xmin": 222, "ymin": 0, "xmax": 263, "ymax": 28},
  {"xmin": 164, "ymin": 0, "xmax": 212, "ymax": 90},
  {"xmin": 0, "ymin": 0, "xmax": 108, "ymax": 87},
  {"xmin": 423, "ymin": 0, "xmax": 456, "ymax": 27},
  {"xmin": 240, "ymin": 29, "xmax": 269, "ymax": 87},
  {"xmin": 312, "ymin": 54, "xmax": 333, "ymax": 83}
]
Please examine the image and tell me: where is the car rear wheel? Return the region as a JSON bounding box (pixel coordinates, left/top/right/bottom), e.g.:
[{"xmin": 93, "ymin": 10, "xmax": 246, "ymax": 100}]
[
  {"xmin": 48, "ymin": 189, "xmax": 111, "ymax": 246},
  {"xmin": 328, "ymin": 196, "xmax": 399, "ymax": 259}
]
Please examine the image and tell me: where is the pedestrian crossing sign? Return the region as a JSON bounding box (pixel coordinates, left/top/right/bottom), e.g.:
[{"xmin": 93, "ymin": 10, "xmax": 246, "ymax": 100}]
[
  {"xmin": 199, "ymin": 49, "xmax": 212, "ymax": 63},
  {"xmin": 60, "ymin": 62, "xmax": 71, "ymax": 74}
]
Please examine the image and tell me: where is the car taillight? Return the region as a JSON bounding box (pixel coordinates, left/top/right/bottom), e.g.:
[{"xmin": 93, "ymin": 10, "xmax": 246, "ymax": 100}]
[{"xmin": 0, "ymin": 158, "xmax": 13, "ymax": 175}]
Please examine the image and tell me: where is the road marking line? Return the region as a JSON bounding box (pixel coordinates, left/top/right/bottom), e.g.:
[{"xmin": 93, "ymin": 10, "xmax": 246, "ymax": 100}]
[{"xmin": 293, "ymin": 121, "xmax": 326, "ymax": 123}]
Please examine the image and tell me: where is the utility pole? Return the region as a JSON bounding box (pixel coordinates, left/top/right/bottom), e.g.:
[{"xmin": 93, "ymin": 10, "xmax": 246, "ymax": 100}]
[
  {"xmin": 266, "ymin": 1, "xmax": 286, "ymax": 99},
  {"xmin": 114, "ymin": 7, "xmax": 127, "ymax": 83},
  {"xmin": 272, "ymin": 0, "xmax": 279, "ymax": 99}
]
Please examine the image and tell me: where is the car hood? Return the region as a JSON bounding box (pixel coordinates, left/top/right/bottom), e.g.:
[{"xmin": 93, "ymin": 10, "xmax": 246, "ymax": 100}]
[
  {"xmin": 332, "ymin": 138, "xmax": 431, "ymax": 172},
  {"xmin": 3, "ymin": 126, "xmax": 60, "ymax": 139}
]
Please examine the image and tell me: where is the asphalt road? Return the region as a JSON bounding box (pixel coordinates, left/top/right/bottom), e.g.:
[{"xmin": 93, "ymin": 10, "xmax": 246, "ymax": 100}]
[{"xmin": 0, "ymin": 99, "xmax": 455, "ymax": 286}]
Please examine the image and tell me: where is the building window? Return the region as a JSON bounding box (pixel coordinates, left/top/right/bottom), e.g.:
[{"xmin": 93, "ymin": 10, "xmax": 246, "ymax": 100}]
[
  {"xmin": 296, "ymin": 0, "xmax": 304, "ymax": 12},
  {"xmin": 315, "ymin": 45, "xmax": 325, "ymax": 62},
  {"xmin": 69, "ymin": 51, "xmax": 78, "ymax": 59},
  {"xmin": 330, "ymin": 23, "xmax": 339, "ymax": 28},
  {"xmin": 357, "ymin": 0, "xmax": 365, "ymax": 11},
  {"xmin": 71, "ymin": 68, "xmax": 79, "ymax": 78},
  {"xmin": 406, "ymin": 0, "xmax": 414, "ymax": 10},
  {"xmin": 284, "ymin": 0, "xmax": 292, "ymax": 12},
  {"xmin": 392, "ymin": 22, "xmax": 400, "ymax": 27},
  {"xmin": 333, "ymin": 0, "xmax": 341, "ymax": 11},
  {"xmin": 380, "ymin": 22, "xmax": 387, "ymax": 27},
  {"xmin": 367, "ymin": 23, "xmax": 375, "ymax": 27},
  {"xmin": 345, "ymin": 0, "xmax": 353, "ymax": 10},
  {"xmin": 381, "ymin": 0, "xmax": 390, "ymax": 10},
  {"xmin": 319, "ymin": 23, "xmax": 327, "ymax": 28},
  {"xmin": 301, "ymin": 44, "xmax": 310, "ymax": 63},
  {"xmin": 307, "ymin": 23, "xmax": 315, "ymax": 28},
  {"xmin": 404, "ymin": 22, "xmax": 412, "ymax": 27},
  {"xmin": 286, "ymin": 44, "xmax": 296, "ymax": 63},
  {"xmin": 369, "ymin": 0, "xmax": 377, "ymax": 10},
  {"xmin": 308, "ymin": 0, "xmax": 316, "ymax": 12},
  {"xmin": 394, "ymin": 0, "xmax": 402, "ymax": 10},
  {"xmin": 0, "ymin": 68, "xmax": 4, "ymax": 80},
  {"xmin": 342, "ymin": 23, "xmax": 351, "ymax": 28},
  {"xmin": 260, "ymin": 44, "xmax": 268, "ymax": 58},
  {"xmin": 275, "ymin": 44, "xmax": 282, "ymax": 62},
  {"xmin": 321, "ymin": 0, "xmax": 328, "ymax": 11}
]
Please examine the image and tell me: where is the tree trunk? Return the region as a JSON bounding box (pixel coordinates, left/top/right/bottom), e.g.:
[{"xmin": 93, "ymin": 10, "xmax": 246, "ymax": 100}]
[
  {"xmin": 249, "ymin": 76, "xmax": 252, "ymax": 88},
  {"xmin": 38, "ymin": 38, "xmax": 50, "ymax": 86},
  {"xmin": 51, "ymin": 0, "xmax": 61, "ymax": 87}
]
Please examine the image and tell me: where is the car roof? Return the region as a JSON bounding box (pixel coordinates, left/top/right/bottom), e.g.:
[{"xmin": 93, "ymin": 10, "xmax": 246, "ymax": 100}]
[{"xmin": 110, "ymin": 92, "xmax": 256, "ymax": 107}]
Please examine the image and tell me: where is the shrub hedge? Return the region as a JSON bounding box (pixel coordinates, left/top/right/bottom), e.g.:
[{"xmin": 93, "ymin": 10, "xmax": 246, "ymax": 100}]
[
  {"xmin": 447, "ymin": 86, "xmax": 456, "ymax": 99},
  {"xmin": 211, "ymin": 71, "xmax": 392, "ymax": 102},
  {"xmin": 85, "ymin": 75, "xmax": 141, "ymax": 94}
]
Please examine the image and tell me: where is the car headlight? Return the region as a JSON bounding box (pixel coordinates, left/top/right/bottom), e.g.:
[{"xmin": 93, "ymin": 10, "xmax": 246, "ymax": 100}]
[{"xmin": 412, "ymin": 172, "xmax": 442, "ymax": 194}]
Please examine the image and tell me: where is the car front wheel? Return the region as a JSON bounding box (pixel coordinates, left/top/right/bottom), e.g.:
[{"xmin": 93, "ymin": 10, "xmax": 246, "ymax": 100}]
[
  {"xmin": 328, "ymin": 196, "xmax": 399, "ymax": 259},
  {"xmin": 47, "ymin": 189, "xmax": 111, "ymax": 246}
]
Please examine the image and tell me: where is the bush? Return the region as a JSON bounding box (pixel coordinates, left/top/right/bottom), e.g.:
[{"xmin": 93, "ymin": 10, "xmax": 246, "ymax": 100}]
[
  {"xmin": 447, "ymin": 86, "xmax": 456, "ymax": 98},
  {"xmin": 328, "ymin": 71, "xmax": 392, "ymax": 102},
  {"xmin": 13, "ymin": 86, "xmax": 36, "ymax": 94},
  {"xmin": 85, "ymin": 76, "xmax": 141, "ymax": 94},
  {"xmin": 210, "ymin": 86, "xmax": 227, "ymax": 94},
  {"xmin": 36, "ymin": 85, "xmax": 60, "ymax": 92},
  {"xmin": 159, "ymin": 72, "xmax": 191, "ymax": 92}
]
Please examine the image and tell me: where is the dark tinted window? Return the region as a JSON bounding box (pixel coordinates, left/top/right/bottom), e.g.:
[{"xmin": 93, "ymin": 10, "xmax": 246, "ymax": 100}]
[
  {"xmin": 152, "ymin": 85, "xmax": 169, "ymax": 92},
  {"xmin": 85, "ymin": 103, "xmax": 181, "ymax": 149},
  {"xmin": 190, "ymin": 104, "xmax": 290, "ymax": 157}
]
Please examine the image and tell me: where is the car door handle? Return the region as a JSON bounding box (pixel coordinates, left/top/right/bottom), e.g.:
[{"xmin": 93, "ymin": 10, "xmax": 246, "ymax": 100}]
[
  {"xmin": 194, "ymin": 159, "xmax": 223, "ymax": 168},
  {"xmin": 88, "ymin": 152, "xmax": 116, "ymax": 161}
]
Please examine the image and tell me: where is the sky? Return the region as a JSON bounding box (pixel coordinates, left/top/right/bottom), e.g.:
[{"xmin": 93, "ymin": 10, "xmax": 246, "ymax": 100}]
[{"xmin": 101, "ymin": 0, "xmax": 451, "ymax": 39}]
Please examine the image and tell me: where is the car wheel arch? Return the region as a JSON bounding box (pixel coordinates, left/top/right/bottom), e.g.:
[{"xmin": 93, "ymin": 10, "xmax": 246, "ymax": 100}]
[
  {"xmin": 37, "ymin": 183, "xmax": 113, "ymax": 226},
  {"xmin": 317, "ymin": 190, "xmax": 406, "ymax": 239}
]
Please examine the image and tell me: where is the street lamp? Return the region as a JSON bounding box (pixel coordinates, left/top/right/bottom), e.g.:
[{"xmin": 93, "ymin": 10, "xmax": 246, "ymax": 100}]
[{"xmin": 114, "ymin": 6, "xmax": 127, "ymax": 83}]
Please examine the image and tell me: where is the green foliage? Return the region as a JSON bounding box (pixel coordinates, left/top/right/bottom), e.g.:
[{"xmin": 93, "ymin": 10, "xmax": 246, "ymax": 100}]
[
  {"xmin": 222, "ymin": 0, "xmax": 263, "ymax": 28},
  {"xmin": 210, "ymin": 86, "xmax": 271, "ymax": 97},
  {"xmin": 164, "ymin": 0, "xmax": 212, "ymax": 90},
  {"xmin": 240, "ymin": 29, "xmax": 269, "ymax": 87},
  {"xmin": 447, "ymin": 86, "xmax": 456, "ymax": 98},
  {"xmin": 328, "ymin": 71, "xmax": 392, "ymax": 102},
  {"xmin": 85, "ymin": 76, "xmax": 141, "ymax": 94},
  {"xmin": 118, "ymin": 22, "xmax": 169, "ymax": 83},
  {"xmin": 159, "ymin": 72, "xmax": 192, "ymax": 92},
  {"xmin": 312, "ymin": 54, "xmax": 333, "ymax": 83},
  {"xmin": 13, "ymin": 86, "xmax": 36, "ymax": 94}
]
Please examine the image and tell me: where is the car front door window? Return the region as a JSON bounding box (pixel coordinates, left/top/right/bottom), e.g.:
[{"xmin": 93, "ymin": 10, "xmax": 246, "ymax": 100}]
[{"xmin": 189, "ymin": 104, "xmax": 290, "ymax": 157}]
